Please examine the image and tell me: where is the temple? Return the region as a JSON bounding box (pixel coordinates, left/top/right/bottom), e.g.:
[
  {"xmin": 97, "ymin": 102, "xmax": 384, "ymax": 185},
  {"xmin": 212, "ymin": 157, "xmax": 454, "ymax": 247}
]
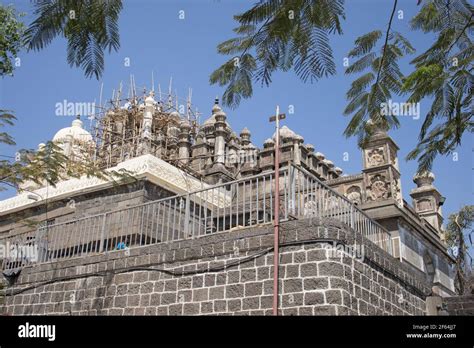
[{"xmin": 0, "ymin": 86, "xmax": 456, "ymax": 316}]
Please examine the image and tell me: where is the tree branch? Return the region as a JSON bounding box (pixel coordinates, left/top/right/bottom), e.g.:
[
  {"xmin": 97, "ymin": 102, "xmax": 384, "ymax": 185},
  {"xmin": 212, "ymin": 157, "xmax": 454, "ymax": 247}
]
[
  {"xmin": 374, "ymin": 0, "xmax": 398, "ymax": 88},
  {"xmin": 446, "ymin": 13, "xmax": 474, "ymax": 54}
]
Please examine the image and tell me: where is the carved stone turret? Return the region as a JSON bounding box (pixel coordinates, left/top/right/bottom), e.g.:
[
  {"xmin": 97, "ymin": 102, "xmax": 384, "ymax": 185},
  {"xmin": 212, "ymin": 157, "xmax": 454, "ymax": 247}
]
[
  {"xmin": 213, "ymin": 106, "xmax": 228, "ymax": 168},
  {"xmin": 199, "ymin": 98, "xmax": 233, "ymax": 184},
  {"xmin": 410, "ymin": 171, "xmax": 445, "ymax": 234},
  {"xmin": 239, "ymin": 128, "xmax": 259, "ymax": 176},
  {"xmin": 190, "ymin": 131, "xmax": 208, "ymax": 172}
]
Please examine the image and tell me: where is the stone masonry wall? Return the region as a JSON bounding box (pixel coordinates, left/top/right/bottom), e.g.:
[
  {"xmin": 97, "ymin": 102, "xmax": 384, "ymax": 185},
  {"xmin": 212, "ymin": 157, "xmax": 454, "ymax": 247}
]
[
  {"xmin": 443, "ymin": 295, "xmax": 474, "ymax": 315},
  {"xmin": 1, "ymin": 218, "xmax": 429, "ymax": 315}
]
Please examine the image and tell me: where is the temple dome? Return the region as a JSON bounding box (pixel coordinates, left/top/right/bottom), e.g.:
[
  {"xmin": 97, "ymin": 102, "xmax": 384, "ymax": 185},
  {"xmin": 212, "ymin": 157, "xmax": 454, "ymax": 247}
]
[
  {"xmin": 201, "ymin": 114, "xmax": 230, "ymax": 129},
  {"xmin": 240, "ymin": 127, "xmax": 251, "ymax": 136},
  {"xmin": 52, "ymin": 118, "xmax": 93, "ymax": 144},
  {"xmin": 272, "ymin": 126, "xmax": 298, "ymax": 141}
]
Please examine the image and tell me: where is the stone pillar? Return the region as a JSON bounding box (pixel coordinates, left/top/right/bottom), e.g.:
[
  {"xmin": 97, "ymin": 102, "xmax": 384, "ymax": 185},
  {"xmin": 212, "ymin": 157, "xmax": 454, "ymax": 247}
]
[
  {"xmin": 178, "ymin": 120, "xmax": 191, "ymax": 164},
  {"xmin": 305, "ymin": 144, "xmax": 315, "ymax": 170},
  {"xmin": 239, "ymin": 127, "xmax": 251, "ymax": 165},
  {"xmin": 293, "ymin": 135, "xmax": 304, "ymax": 166},
  {"xmin": 167, "ymin": 125, "xmax": 180, "ymax": 160},
  {"xmin": 139, "ymin": 92, "xmax": 156, "ymax": 155},
  {"xmin": 226, "ymin": 132, "xmax": 239, "ymax": 171},
  {"xmin": 142, "ymin": 92, "xmax": 155, "ymax": 140}
]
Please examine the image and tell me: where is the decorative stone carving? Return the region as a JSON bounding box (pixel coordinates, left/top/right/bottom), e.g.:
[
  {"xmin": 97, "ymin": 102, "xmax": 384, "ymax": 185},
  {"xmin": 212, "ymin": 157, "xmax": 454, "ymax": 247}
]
[
  {"xmin": 390, "ymin": 147, "xmax": 398, "ymax": 167},
  {"xmin": 416, "ymin": 198, "xmax": 433, "ymax": 212},
  {"xmin": 367, "ymin": 173, "xmax": 390, "ymax": 201},
  {"xmin": 346, "ymin": 186, "xmax": 362, "ymax": 205},
  {"xmin": 392, "ymin": 179, "xmax": 402, "ymax": 203},
  {"xmin": 367, "ymin": 148, "xmax": 385, "ymax": 167}
]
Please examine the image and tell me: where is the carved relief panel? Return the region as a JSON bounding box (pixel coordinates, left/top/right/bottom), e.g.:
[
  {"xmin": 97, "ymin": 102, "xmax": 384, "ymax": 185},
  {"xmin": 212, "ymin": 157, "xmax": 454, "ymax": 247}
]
[
  {"xmin": 416, "ymin": 198, "xmax": 434, "ymax": 212},
  {"xmin": 366, "ymin": 147, "xmax": 385, "ymax": 168},
  {"xmin": 345, "ymin": 185, "xmax": 362, "ymax": 205},
  {"xmin": 366, "ymin": 173, "xmax": 391, "ymax": 201}
]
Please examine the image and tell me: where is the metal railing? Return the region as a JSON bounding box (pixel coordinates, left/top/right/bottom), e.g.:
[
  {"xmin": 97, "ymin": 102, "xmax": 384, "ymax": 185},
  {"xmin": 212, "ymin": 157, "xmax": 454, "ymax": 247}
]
[
  {"xmin": 0, "ymin": 164, "xmax": 393, "ymax": 270},
  {"xmin": 287, "ymin": 165, "xmax": 393, "ymax": 254}
]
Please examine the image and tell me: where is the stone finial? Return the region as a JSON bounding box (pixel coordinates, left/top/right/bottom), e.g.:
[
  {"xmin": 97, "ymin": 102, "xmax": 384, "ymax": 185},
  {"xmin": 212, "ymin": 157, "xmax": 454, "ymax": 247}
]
[
  {"xmin": 413, "ymin": 171, "xmax": 435, "ymax": 187},
  {"xmin": 215, "ymin": 109, "xmax": 227, "ymax": 122},
  {"xmin": 366, "ymin": 118, "xmax": 388, "ymax": 136},
  {"xmin": 179, "ymin": 119, "xmax": 191, "ymax": 132},
  {"xmin": 323, "ymin": 159, "xmax": 335, "ymax": 169},
  {"xmin": 306, "ymin": 144, "xmax": 315, "ymax": 153},
  {"xmin": 240, "ymin": 127, "xmax": 251, "ymax": 137},
  {"xmin": 240, "ymin": 127, "xmax": 251, "ymax": 146},
  {"xmin": 334, "ymin": 167, "xmax": 343, "ymax": 175},
  {"xmin": 212, "ymin": 97, "xmax": 222, "ymax": 114},
  {"xmin": 263, "ymin": 138, "xmax": 274, "ymax": 148},
  {"xmin": 315, "ymin": 152, "xmax": 325, "ymax": 161},
  {"xmin": 72, "ymin": 116, "xmax": 83, "ymax": 128},
  {"xmin": 294, "ymin": 134, "xmax": 304, "ymax": 143},
  {"xmin": 145, "ymin": 91, "xmax": 156, "ymax": 106}
]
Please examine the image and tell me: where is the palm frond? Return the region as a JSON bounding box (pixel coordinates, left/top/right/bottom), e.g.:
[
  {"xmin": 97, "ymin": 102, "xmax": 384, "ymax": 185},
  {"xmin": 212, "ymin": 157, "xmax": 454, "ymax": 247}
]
[
  {"xmin": 25, "ymin": 0, "xmax": 122, "ymax": 79},
  {"xmin": 210, "ymin": 0, "xmax": 345, "ymax": 108}
]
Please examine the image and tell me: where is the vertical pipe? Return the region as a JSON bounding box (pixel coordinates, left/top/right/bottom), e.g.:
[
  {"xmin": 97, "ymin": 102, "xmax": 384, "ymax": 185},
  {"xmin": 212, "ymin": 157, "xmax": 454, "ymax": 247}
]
[{"xmin": 273, "ymin": 105, "xmax": 280, "ymax": 316}]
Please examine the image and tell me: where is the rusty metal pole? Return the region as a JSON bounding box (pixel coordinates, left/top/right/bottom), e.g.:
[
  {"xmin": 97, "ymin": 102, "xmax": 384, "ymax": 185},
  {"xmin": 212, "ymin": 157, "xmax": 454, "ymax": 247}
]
[{"xmin": 273, "ymin": 105, "xmax": 280, "ymax": 316}]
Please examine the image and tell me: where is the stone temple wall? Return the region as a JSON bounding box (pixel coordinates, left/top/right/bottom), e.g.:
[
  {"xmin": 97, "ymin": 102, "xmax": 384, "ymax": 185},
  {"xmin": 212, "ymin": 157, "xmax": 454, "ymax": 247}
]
[{"xmin": 1, "ymin": 218, "xmax": 429, "ymax": 316}]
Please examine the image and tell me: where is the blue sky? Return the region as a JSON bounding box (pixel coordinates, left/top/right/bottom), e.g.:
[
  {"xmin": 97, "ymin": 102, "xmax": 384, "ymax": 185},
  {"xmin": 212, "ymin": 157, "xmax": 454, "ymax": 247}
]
[{"xmin": 0, "ymin": 0, "xmax": 472, "ymax": 225}]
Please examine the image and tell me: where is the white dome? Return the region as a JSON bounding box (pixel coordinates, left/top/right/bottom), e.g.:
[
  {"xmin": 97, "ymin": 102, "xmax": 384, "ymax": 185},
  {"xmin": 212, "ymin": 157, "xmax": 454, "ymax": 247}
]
[
  {"xmin": 272, "ymin": 126, "xmax": 298, "ymax": 141},
  {"xmin": 53, "ymin": 118, "xmax": 93, "ymax": 144}
]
